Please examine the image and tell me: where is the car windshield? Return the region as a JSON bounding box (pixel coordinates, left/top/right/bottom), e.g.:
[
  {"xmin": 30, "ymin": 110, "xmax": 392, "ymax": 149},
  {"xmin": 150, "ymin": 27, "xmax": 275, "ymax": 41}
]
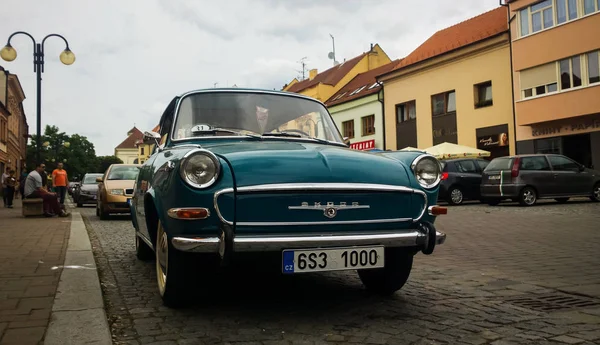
[
  {"xmin": 172, "ymin": 92, "xmax": 344, "ymax": 143},
  {"xmin": 484, "ymin": 157, "xmax": 514, "ymax": 171},
  {"xmin": 107, "ymin": 166, "xmax": 140, "ymax": 180},
  {"xmin": 83, "ymin": 174, "xmax": 102, "ymax": 184}
]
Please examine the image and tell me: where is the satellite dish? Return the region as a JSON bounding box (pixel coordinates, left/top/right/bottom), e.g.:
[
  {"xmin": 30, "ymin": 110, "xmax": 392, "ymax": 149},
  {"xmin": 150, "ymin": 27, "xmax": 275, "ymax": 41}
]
[{"xmin": 328, "ymin": 52, "xmax": 335, "ymax": 59}]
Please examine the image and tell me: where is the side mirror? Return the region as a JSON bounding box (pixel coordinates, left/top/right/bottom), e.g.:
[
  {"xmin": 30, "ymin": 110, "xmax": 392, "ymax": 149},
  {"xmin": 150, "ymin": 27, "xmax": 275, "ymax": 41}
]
[
  {"xmin": 579, "ymin": 164, "xmax": 585, "ymax": 172},
  {"xmin": 96, "ymin": 177, "xmax": 103, "ymax": 182},
  {"xmin": 143, "ymin": 131, "xmax": 163, "ymax": 152}
]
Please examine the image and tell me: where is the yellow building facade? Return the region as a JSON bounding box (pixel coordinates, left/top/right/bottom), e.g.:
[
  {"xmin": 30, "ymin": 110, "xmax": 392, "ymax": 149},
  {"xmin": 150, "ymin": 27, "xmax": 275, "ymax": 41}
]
[
  {"xmin": 283, "ymin": 44, "xmax": 392, "ymax": 103},
  {"xmin": 378, "ymin": 7, "xmax": 516, "ymax": 159}
]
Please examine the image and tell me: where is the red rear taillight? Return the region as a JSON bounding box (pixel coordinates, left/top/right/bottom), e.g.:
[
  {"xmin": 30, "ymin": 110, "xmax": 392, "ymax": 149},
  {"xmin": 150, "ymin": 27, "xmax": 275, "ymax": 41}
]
[
  {"xmin": 441, "ymin": 172, "xmax": 449, "ymax": 180},
  {"xmin": 511, "ymin": 157, "xmax": 521, "ymax": 178}
]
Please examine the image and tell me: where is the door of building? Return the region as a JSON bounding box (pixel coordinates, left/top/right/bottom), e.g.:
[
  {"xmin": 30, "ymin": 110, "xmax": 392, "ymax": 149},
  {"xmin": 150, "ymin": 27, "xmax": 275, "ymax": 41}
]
[{"xmin": 562, "ymin": 133, "xmax": 592, "ymax": 168}]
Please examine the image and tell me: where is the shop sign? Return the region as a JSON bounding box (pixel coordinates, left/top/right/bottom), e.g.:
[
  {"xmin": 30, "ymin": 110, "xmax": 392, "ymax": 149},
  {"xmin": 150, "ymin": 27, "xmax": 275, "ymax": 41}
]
[
  {"xmin": 477, "ymin": 133, "xmax": 509, "ymax": 149},
  {"xmin": 531, "ymin": 119, "xmax": 600, "ymax": 137},
  {"xmin": 350, "ymin": 139, "xmax": 375, "ymax": 151}
]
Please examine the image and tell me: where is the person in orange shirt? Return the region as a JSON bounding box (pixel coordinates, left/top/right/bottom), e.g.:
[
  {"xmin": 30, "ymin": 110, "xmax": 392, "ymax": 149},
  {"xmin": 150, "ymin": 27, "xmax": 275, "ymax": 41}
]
[{"xmin": 52, "ymin": 162, "xmax": 69, "ymax": 205}]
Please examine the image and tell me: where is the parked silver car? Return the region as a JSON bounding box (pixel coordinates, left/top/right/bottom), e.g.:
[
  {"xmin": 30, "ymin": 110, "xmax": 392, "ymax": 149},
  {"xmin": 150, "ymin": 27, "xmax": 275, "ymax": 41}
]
[{"xmin": 480, "ymin": 154, "xmax": 600, "ymax": 206}]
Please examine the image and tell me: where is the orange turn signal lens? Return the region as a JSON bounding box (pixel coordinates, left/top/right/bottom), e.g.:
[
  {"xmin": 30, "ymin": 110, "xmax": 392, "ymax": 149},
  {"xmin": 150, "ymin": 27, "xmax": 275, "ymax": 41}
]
[
  {"xmin": 168, "ymin": 208, "xmax": 210, "ymax": 220},
  {"xmin": 428, "ymin": 206, "xmax": 447, "ymax": 216}
]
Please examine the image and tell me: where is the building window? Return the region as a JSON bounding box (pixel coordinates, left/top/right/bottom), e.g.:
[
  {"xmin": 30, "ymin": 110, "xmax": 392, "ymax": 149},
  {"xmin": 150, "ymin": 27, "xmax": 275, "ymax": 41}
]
[
  {"xmin": 584, "ymin": 0, "xmax": 600, "ymax": 14},
  {"xmin": 396, "ymin": 101, "xmax": 416, "ymax": 123},
  {"xmin": 560, "ymin": 56, "xmax": 582, "ymax": 90},
  {"xmin": 534, "ymin": 137, "xmax": 561, "ymax": 154},
  {"xmin": 588, "ymin": 51, "xmax": 600, "ymax": 84},
  {"xmin": 431, "ymin": 91, "xmax": 456, "ymax": 116},
  {"xmin": 556, "ymin": 0, "xmax": 578, "ymax": 24},
  {"xmin": 0, "ymin": 119, "xmax": 7, "ymax": 143},
  {"xmin": 342, "ymin": 120, "xmax": 354, "ymax": 139},
  {"xmin": 140, "ymin": 147, "xmax": 145, "ymax": 155},
  {"xmin": 361, "ymin": 115, "xmax": 375, "ymax": 136},
  {"xmin": 519, "ymin": 0, "xmax": 583, "ymax": 37},
  {"xmin": 475, "ymin": 81, "xmax": 493, "ymax": 108}
]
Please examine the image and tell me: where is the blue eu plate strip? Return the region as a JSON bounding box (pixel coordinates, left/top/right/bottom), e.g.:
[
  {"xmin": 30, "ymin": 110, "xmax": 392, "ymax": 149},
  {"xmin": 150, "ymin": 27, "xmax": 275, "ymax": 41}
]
[{"xmin": 282, "ymin": 251, "xmax": 295, "ymax": 274}]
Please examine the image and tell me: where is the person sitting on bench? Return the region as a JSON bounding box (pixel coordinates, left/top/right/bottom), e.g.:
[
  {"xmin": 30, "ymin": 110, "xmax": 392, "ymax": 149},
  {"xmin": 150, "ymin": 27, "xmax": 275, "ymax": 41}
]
[{"xmin": 24, "ymin": 162, "xmax": 70, "ymax": 217}]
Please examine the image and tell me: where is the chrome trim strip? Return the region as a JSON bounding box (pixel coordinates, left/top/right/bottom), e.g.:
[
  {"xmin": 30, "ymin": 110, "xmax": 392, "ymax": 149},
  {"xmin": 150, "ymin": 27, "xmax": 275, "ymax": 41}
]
[
  {"xmin": 212, "ymin": 183, "xmax": 428, "ymax": 226},
  {"xmin": 136, "ymin": 232, "xmax": 154, "ymax": 249},
  {"xmin": 167, "ymin": 207, "xmax": 211, "ymax": 220},
  {"xmin": 172, "ymin": 231, "xmax": 424, "ymax": 252}
]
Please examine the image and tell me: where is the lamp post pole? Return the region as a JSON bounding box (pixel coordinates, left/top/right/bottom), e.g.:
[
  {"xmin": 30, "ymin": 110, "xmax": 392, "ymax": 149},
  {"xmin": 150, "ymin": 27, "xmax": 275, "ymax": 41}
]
[{"xmin": 0, "ymin": 31, "xmax": 75, "ymax": 164}]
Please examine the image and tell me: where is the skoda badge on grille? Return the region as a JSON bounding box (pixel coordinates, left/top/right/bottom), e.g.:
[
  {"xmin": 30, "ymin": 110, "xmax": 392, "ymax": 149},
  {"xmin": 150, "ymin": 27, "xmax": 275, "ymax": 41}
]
[{"xmin": 289, "ymin": 202, "xmax": 370, "ymax": 219}]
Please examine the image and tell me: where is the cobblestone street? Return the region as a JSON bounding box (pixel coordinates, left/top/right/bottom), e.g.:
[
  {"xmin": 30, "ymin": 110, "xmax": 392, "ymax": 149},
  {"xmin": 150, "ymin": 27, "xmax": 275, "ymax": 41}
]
[{"xmin": 82, "ymin": 199, "xmax": 600, "ymax": 345}]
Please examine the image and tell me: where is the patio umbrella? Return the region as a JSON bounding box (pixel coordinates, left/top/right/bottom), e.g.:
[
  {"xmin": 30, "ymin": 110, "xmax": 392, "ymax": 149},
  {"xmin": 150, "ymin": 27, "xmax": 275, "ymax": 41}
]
[
  {"xmin": 399, "ymin": 146, "xmax": 421, "ymax": 151},
  {"xmin": 422, "ymin": 142, "xmax": 490, "ymax": 160}
]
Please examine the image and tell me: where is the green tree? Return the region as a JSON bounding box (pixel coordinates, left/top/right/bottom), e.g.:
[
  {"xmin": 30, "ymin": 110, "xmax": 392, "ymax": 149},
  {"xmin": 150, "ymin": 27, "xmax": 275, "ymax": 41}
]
[
  {"xmin": 26, "ymin": 125, "xmax": 99, "ymax": 181},
  {"xmin": 96, "ymin": 155, "xmax": 123, "ymax": 173}
]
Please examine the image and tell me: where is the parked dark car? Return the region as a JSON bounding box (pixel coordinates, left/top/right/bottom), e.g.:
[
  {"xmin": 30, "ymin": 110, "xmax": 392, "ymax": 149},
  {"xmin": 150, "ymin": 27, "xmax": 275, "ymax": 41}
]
[
  {"xmin": 68, "ymin": 181, "xmax": 79, "ymax": 196},
  {"xmin": 439, "ymin": 158, "xmax": 490, "ymax": 205},
  {"xmin": 480, "ymin": 154, "xmax": 600, "ymax": 206},
  {"xmin": 73, "ymin": 173, "xmax": 103, "ymax": 207}
]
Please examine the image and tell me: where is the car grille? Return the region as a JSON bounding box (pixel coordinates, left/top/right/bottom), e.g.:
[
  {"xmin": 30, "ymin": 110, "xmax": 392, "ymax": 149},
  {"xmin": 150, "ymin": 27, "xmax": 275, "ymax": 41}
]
[{"xmin": 214, "ymin": 183, "xmax": 428, "ymax": 230}]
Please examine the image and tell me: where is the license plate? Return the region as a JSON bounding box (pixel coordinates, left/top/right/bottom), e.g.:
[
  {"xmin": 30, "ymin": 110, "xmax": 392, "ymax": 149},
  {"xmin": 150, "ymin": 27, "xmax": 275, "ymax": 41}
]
[{"xmin": 282, "ymin": 246, "xmax": 384, "ymax": 274}]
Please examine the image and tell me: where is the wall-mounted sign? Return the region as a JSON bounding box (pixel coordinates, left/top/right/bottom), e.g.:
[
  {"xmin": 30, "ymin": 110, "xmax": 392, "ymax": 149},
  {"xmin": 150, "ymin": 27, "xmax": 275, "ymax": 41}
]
[
  {"xmin": 350, "ymin": 139, "xmax": 375, "ymax": 151},
  {"xmin": 531, "ymin": 119, "xmax": 600, "ymax": 137},
  {"xmin": 477, "ymin": 133, "xmax": 509, "ymax": 149}
]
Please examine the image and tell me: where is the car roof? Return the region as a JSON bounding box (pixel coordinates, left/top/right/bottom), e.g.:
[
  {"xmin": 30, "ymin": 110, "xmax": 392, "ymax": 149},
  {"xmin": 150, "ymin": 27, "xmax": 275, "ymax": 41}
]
[{"xmin": 176, "ymin": 88, "xmax": 325, "ymax": 106}]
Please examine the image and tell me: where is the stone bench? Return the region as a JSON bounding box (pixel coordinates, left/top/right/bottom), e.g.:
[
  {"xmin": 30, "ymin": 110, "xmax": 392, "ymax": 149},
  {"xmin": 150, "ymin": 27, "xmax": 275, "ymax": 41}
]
[{"xmin": 22, "ymin": 198, "xmax": 44, "ymax": 217}]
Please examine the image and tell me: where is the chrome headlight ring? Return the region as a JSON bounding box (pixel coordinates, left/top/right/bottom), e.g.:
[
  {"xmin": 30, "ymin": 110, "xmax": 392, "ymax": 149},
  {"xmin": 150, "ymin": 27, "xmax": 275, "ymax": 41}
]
[
  {"xmin": 179, "ymin": 149, "xmax": 221, "ymax": 189},
  {"xmin": 410, "ymin": 154, "xmax": 442, "ymax": 189}
]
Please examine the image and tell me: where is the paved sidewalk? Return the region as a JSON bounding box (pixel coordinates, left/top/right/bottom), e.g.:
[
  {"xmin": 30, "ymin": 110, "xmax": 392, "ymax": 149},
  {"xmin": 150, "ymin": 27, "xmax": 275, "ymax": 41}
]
[{"xmin": 0, "ymin": 198, "xmax": 71, "ymax": 345}]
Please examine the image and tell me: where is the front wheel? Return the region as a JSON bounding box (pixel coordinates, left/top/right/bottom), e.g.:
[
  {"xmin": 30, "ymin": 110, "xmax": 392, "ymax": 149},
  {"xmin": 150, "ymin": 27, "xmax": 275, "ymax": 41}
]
[
  {"xmin": 357, "ymin": 248, "xmax": 413, "ymax": 295},
  {"xmin": 156, "ymin": 220, "xmax": 188, "ymax": 308}
]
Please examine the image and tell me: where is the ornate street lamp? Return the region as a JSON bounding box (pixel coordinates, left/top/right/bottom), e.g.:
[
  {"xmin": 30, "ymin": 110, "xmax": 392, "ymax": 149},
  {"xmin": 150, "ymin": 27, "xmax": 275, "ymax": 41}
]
[{"xmin": 0, "ymin": 31, "xmax": 75, "ymax": 164}]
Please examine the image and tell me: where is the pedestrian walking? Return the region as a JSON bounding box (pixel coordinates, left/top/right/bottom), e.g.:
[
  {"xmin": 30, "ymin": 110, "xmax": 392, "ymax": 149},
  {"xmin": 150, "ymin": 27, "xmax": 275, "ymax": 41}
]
[
  {"xmin": 1, "ymin": 167, "xmax": 10, "ymax": 207},
  {"xmin": 52, "ymin": 162, "xmax": 69, "ymax": 205},
  {"xmin": 5, "ymin": 170, "xmax": 16, "ymax": 208}
]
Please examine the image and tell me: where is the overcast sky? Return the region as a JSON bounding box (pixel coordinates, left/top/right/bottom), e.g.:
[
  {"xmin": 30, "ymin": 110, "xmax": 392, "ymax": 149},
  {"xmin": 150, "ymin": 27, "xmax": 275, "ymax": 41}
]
[{"xmin": 1, "ymin": 0, "xmax": 500, "ymax": 156}]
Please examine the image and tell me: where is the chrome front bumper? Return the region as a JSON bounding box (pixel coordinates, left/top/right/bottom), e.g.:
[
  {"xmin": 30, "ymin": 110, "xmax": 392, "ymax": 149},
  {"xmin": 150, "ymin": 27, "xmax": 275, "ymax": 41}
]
[{"xmin": 171, "ymin": 229, "xmax": 446, "ymax": 253}]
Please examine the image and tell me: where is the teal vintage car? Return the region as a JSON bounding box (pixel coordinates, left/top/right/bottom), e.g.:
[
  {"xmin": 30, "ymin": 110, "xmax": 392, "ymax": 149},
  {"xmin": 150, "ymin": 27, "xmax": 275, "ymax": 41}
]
[{"xmin": 131, "ymin": 88, "xmax": 447, "ymax": 307}]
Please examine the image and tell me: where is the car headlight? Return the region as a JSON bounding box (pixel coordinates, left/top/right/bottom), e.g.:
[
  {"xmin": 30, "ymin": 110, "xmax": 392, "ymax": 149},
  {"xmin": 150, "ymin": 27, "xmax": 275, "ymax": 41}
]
[
  {"xmin": 411, "ymin": 154, "xmax": 442, "ymax": 189},
  {"xmin": 109, "ymin": 189, "xmax": 124, "ymax": 195},
  {"xmin": 179, "ymin": 149, "xmax": 221, "ymax": 189}
]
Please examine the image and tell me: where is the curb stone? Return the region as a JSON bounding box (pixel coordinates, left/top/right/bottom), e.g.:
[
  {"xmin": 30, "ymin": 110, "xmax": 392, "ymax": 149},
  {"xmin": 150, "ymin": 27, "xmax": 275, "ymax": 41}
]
[{"xmin": 44, "ymin": 200, "xmax": 112, "ymax": 345}]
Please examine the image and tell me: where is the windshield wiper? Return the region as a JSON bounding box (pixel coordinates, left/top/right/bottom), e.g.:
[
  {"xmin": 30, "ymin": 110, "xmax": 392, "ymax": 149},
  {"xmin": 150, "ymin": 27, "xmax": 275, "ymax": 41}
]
[
  {"xmin": 262, "ymin": 131, "xmax": 331, "ymax": 145},
  {"xmin": 191, "ymin": 128, "xmax": 261, "ymax": 138}
]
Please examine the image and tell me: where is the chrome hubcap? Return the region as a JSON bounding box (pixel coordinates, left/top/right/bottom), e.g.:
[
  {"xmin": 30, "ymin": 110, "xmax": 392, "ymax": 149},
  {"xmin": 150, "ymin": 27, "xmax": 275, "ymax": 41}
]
[
  {"xmin": 523, "ymin": 190, "xmax": 536, "ymax": 205},
  {"xmin": 594, "ymin": 186, "xmax": 600, "ymax": 199},
  {"xmin": 451, "ymin": 189, "xmax": 463, "ymax": 204},
  {"xmin": 156, "ymin": 223, "xmax": 168, "ymax": 295}
]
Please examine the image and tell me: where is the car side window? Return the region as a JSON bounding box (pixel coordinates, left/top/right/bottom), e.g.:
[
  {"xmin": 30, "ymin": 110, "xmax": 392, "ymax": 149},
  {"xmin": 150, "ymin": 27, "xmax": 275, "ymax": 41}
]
[
  {"xmin": 476, "ymin": 160, "xmax": 489, "ymax": 171},
  {"xmin": 456, "ymin": 160, "xmax": 478, "ymax": 173},
  {"xmin": 549, "ymin": 156, "xmax": 579, "ymax": 171},
  {"xmin": 520, "ymin": 157, "xmax": 550, "ymax": 171}
]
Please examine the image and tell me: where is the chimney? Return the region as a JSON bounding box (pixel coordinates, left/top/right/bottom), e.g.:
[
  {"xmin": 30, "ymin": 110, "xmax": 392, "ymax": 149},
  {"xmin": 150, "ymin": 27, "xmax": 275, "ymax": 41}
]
[{"xmin": 309, "ymin": 68, "xmax": 318, "ymax": 80}]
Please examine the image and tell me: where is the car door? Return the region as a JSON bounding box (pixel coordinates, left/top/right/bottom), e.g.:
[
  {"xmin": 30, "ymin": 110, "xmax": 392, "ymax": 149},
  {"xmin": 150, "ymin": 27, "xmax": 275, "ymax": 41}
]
[
  {"xmin": 547, "ymin": 155, "xmax": 589, "ymax": 195},
  {"xmin": 518, "ymin": 156, "xmax": 555, "ymax": 197},
  {"xmin": 455, "ymin": 159, "xmax": 482, "ymax": 199}
]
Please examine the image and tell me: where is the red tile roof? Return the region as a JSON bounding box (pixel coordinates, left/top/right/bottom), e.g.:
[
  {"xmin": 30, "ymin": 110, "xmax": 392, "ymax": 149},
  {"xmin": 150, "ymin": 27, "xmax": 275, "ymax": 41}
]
[
  {"xmin": 286, "ymin": 52, "xmax": 369, "ymax": 93},
  {"xmin": 325, "ymin": 60, "xmax": 401, "ymax": 107},
  {"xmin": 116, "ymin": 127, "xmax": 143, "ymax": 150},
  {"xmin": 152, "ymin": 124, "xmax": 160, "ymax": 132},
  {"xmin": 382, "ymin": 7, "xmax": 508, "ymax": 75}
]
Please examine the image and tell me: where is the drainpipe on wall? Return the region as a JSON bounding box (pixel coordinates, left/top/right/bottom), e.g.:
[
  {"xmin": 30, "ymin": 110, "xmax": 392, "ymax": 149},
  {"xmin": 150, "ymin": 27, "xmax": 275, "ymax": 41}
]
[
  {"xmin": 501, "ymin": 0, "xmax": 519, "ymax": 155},
  {"xmin": 377, "ymin": 81, "xmax": 386, "ymax": 150}
]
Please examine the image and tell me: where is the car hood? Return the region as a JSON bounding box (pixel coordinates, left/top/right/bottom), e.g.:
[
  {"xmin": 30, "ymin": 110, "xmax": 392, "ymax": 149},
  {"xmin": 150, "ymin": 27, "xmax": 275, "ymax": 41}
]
[
  {"xmin": 203, "ymin": 141, "xmax": 412, "ymax": 187},
  {"xmin": 80, "ymin": 184, "xmax": 98, "ymax": 192},
  {"xmin": 103, "ymin": 180, "xmax": 136, "ymax": 189}
]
